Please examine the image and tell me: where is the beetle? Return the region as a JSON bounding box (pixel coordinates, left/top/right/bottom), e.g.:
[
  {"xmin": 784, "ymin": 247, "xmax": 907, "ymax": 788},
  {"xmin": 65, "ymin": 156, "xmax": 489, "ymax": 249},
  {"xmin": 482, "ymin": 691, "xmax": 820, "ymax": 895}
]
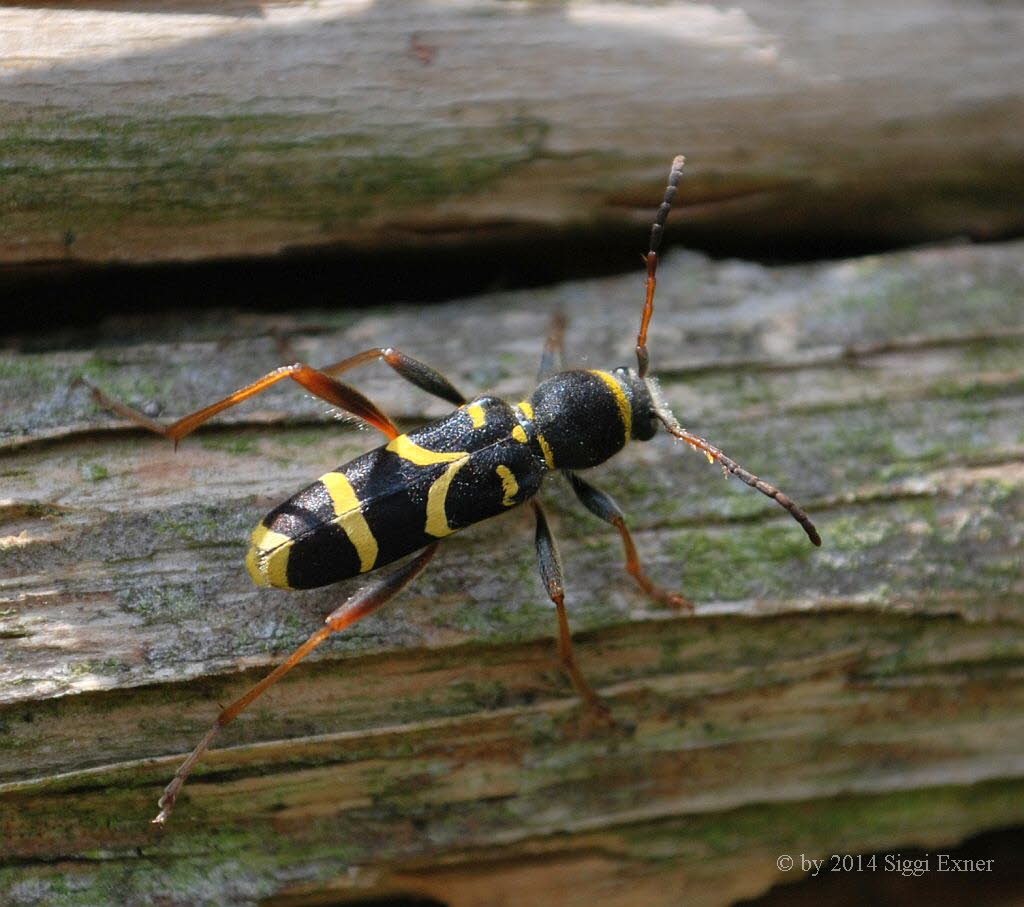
[{"xmin": 86, "ymin": 156, "xmax": 821, "ymax": 823}]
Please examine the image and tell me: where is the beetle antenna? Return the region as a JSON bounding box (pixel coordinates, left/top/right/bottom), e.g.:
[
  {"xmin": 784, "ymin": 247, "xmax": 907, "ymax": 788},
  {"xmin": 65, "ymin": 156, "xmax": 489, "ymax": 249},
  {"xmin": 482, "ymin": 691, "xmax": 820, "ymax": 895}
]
[
  {"xmin": 635, "ymin": 154, "xmax": 685, "ymax": 378},
  {"xmin": 654, "ymin": 407, "xmax": 822, "ymax": 546}
]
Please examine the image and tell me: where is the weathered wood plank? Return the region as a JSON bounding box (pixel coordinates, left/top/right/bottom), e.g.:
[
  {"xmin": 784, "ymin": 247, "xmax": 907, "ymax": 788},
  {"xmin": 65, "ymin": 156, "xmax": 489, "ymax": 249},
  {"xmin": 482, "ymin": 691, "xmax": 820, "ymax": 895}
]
[
  {"xmin": 1, "ymin": 240, "xmax": 1023, "ymax": 904},
  {"xmin": 1, "ymin": 1, "xmax": 1023, "ymax": 264}
]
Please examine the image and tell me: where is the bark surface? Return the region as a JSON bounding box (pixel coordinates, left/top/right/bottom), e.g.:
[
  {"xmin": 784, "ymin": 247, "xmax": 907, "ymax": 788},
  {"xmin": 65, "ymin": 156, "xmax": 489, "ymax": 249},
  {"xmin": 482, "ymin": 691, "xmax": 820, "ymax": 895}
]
[
  {"xmin": 2, "ymin": 1, "xmax": 1023, "ymax": 264},
  {"xmin": 1, "ymin": 240, "xmax": 1023, "ymax": 905}
]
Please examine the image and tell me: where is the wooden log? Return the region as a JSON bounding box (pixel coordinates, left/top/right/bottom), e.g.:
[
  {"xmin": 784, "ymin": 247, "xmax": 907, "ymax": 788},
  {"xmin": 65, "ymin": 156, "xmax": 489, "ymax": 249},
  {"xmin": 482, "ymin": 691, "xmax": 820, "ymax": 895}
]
[
  {"xmin": 1, "ymin": 0, "xmax": 1023, "ymax": 265},
  {"xmin": 1, "ymin": 239, "xmax": 1022, "ymax": 904}
]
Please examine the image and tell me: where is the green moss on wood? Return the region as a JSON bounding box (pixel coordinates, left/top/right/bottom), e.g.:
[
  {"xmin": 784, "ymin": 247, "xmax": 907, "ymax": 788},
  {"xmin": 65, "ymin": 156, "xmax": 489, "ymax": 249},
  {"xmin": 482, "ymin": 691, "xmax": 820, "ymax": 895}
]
[
  {"xmin": 1, "ymin": 240, "xmax": 1022, "ymax": 904},
  {"xmin": 2, "ymin": 113, "xmax": 522, "ymax": 236}
]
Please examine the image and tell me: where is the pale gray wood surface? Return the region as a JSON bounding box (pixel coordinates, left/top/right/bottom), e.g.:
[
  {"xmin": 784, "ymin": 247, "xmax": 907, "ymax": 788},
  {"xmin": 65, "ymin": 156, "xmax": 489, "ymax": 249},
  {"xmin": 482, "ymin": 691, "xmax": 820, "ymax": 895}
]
[
  {"xmin": 1, "ymin": 240, "xmax": 1022, "ymax": 905},
  {"xmin": 1, "ymin": 0, "xmax": 1023, "ymax": 263}
]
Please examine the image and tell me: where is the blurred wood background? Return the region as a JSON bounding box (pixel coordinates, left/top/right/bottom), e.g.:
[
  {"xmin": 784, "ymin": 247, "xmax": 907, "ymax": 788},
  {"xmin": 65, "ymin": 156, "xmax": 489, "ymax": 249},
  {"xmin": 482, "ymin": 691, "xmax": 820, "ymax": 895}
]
[
  {"xmin": 2, "ymin": 239, "xmax": 1023, "ymax": 904},
  {"xmin": 1, "ymin": 0, "xmax": 1023, "ymax": 265}
]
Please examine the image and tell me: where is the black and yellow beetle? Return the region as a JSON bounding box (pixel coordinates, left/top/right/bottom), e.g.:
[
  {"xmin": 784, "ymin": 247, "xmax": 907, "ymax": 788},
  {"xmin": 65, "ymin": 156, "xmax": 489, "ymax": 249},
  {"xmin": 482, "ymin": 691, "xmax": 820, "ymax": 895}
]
[{"xmin": 87, "ymin": 156, "xmax": 820, "ymax": 823}]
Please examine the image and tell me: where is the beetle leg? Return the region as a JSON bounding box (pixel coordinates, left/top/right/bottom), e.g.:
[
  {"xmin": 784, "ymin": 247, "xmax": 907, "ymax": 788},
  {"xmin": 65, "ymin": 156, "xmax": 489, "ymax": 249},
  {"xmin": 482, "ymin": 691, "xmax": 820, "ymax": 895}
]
[
  {"xmin": 564, "ymin": 470, "xmax": 694, "ymax": 612},
  {"xmin": 152, "ymin": 542, "xmax": 439, "ymax": 825},
  {"xmin": 78, "ymin": 361, "xmax": 401, "ymax": 445},
  {"xmin": 536, "ymin": 311, "xmax": 567, "ymax": 381},
  {"xmin": 318, "ymin": 347, "xmax": 466, "ymax": 406},
  {"xmin": 531, "ymin": 500, "xmax": 613, "ymax": 723}
]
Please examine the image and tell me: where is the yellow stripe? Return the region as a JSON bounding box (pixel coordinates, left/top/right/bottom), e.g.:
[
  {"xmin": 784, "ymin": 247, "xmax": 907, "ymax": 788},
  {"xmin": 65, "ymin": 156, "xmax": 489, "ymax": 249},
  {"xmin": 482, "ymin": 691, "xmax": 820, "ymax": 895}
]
[
  {"xmin": 425, "ymin": 459, "xmax": 467, "ymax": 537},
  {"xmin": 466, "ymin": 402, "xmax": 486, "ymax": 428},
  {"xmin": 515, "ymin": 399, "xmax": 555, "ymax": 467},
  {"xmin": 496, "ymin": 464, "xmax": 519, "ymax": 507},
  {"xmin": 320, "ymin": 472, "xmax": 378, "ymax": 573},
  {"xmin": 536, "ymin": 433, "xmax": 556, "ymax": 469},
  {"xmin": 246, "ymin": 524, "xmax": 292, "ymax": 588},
  {"xmin": 386, "ymin": 434, "xmax": 465, "ymax": 466},
  {"xmin": 589, "ymin": 369, "xmax": 632, "ymax": 441},
  {"xmin": 513, "ymin": 401, "xmax": 534, "ymax": 447}
]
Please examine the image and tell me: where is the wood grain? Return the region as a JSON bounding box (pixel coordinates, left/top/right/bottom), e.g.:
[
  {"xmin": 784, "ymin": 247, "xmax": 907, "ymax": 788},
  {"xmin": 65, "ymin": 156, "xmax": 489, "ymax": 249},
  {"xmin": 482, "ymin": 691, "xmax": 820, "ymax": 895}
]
[
  {"xmin": 1, "ymin": 1, "xmax": 1023, "ymax": 264},
  {"xmin": 1, "ymin": 240, "xmax": 1023, "ymax": 904}
]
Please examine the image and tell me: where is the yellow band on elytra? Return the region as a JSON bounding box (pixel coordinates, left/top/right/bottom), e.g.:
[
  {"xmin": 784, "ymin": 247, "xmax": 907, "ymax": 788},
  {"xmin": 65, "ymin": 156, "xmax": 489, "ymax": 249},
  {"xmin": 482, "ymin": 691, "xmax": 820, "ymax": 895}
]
[
  {"xmin": 321, "ymin": 471, "xmax": 379, "ymax": 572},
  {"xmin": 246, "ymin": 524, "xmax": 292, "ymax": 588},
  {"xmin": 425, "ymin": 459, "xmax": 467, "ymax": 537},
  {"xmin": 387, "ymin": 434, "xmax": 466, "ymax": 466},
  {"xmin": 496, "ymin": 464, "xmax": 519, "ymax": 507}
]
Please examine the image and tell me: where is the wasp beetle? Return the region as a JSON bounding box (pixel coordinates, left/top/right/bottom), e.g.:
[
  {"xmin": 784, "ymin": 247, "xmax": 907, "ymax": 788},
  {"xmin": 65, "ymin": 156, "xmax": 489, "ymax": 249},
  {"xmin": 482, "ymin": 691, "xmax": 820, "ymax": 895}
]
[{"xmin": 87, "ymin": 156, "xmax": 821, "ymax": 823}]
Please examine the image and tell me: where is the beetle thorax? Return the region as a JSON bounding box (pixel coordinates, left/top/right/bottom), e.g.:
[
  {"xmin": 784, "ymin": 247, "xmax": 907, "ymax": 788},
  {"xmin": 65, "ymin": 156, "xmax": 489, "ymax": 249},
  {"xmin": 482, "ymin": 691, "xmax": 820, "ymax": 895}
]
[{"xmin": 524, "ymin": 368, "xmax": 658, "ymax": 471}]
